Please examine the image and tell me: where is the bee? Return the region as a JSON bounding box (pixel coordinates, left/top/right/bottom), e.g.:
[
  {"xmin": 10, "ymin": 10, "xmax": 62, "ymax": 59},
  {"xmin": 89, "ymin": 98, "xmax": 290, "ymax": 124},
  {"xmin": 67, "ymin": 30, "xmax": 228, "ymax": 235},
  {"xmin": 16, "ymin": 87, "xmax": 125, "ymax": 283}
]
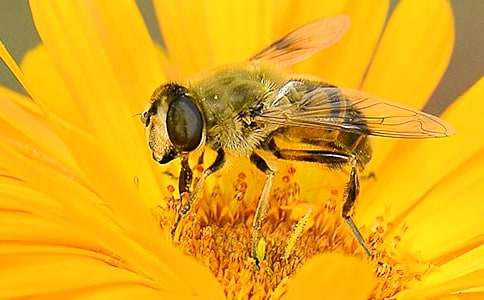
[{"xmin": 141, "ymin": 15, "xmax": 453, "ymax": 261}]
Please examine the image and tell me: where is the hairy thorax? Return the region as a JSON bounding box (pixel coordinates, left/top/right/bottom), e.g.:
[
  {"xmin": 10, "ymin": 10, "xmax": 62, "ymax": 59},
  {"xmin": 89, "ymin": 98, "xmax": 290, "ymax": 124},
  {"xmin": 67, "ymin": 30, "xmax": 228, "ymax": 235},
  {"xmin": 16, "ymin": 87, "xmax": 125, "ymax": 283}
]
[{"xmin": 189, "ymin": 64, "xmax": 286, "ymax": 156}]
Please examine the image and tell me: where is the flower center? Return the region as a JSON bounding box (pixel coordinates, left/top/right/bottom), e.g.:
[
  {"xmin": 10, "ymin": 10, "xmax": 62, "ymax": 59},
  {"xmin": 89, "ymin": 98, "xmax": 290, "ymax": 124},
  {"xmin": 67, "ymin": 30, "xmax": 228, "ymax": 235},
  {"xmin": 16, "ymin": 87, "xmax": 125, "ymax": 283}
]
[{"xmin": 157, "ymin": 165, "xmax": 423, "ymax": 299}]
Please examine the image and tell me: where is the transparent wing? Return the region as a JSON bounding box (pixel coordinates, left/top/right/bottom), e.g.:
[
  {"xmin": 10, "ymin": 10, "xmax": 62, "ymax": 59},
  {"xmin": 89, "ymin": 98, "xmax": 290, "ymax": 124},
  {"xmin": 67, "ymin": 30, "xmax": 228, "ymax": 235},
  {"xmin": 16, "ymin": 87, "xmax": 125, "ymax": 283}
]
[
  {"xmin": 256, "ymin": 85, "xmax": 454, "ymax": 138},
  {"xmin": 250, "ymin": 15, "xmax": 350, "ymax": 67}
]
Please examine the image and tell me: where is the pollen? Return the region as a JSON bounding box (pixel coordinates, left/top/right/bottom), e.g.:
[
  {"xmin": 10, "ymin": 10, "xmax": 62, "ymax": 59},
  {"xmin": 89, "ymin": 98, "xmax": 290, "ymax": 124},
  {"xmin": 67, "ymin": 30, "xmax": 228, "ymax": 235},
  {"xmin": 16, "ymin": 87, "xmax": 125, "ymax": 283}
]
[
  {"xmin": 156, "ymin": 166, "xmax": 424, "ymax": 299},
  {"xmin": 284, "ymin": 208, "xmax": 312, "ymax": 260}
]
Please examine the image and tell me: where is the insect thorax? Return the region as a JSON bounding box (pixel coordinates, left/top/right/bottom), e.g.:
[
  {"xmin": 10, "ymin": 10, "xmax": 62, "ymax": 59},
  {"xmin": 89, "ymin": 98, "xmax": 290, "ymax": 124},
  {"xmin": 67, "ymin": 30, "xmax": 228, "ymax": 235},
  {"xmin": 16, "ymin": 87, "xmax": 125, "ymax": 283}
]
[{"xmin": 189, "ymin": 65, "xmax": 286, "ymax": 156}]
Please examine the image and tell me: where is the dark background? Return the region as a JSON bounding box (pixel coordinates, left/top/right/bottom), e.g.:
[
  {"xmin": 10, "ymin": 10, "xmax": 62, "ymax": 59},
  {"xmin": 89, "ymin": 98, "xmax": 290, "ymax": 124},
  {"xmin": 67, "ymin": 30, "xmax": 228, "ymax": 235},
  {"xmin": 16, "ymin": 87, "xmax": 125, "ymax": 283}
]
[{"xmin": 0, "ymin": 0, "xmax": 482, "ymax": 115}]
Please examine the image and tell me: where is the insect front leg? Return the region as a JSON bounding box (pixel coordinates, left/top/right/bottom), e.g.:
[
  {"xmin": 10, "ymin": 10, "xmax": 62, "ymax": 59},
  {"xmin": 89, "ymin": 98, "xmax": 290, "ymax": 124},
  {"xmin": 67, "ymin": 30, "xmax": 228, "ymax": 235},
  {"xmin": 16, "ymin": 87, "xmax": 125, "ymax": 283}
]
[
  {"xmin": 181, "ymin": 149, "xmax": 225, "ymax": 216},
  {"xmin": 249, "ymin": 152, "xmax": 275, "ymax": 266},
  {"xmin": 178, "ymin": 153, "xmax": 193, "ymax": 197},
  {"xmin": 171, "ymin": 149, "xmax": 225, "ymax": 237},
  {"xmin": 171, "ymin": 153, "xmax": 193, "ymax": 237},
  {"xmin": 342, "ymin": 160, "xmax": 372, "ymax": 257}
]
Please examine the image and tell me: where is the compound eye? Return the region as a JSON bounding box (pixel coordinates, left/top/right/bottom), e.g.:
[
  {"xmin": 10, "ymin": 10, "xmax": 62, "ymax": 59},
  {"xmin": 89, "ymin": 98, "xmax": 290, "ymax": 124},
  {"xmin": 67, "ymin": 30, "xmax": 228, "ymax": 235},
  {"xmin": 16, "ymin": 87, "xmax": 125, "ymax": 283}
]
[{"xmin": 166, "ymin": 95, "xmax": 203, "ymax": 151}]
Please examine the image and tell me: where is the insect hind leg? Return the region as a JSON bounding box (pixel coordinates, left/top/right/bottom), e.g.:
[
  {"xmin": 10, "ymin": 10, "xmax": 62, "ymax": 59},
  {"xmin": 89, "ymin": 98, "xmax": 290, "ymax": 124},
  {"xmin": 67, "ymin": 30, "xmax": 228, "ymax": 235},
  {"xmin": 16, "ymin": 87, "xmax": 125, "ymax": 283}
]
[
  {"xmin": 265, "ymin": 138, "xmax": 350, "ymax": 167},
  {"xmin": 266, "ymin": 138, "xmax": 372, "ymax": 256},
  {"xmin": 342, "ymin": 162, "xmax": 371, "ymax": 256}
]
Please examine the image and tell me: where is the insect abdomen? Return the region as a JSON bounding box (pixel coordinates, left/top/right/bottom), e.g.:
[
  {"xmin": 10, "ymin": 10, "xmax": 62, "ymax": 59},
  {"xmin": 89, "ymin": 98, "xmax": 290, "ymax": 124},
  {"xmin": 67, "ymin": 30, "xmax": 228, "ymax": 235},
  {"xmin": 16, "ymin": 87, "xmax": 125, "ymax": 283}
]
[{"xmin": 273, "ymin": 79, "xmax": 373, "ymax": 167}]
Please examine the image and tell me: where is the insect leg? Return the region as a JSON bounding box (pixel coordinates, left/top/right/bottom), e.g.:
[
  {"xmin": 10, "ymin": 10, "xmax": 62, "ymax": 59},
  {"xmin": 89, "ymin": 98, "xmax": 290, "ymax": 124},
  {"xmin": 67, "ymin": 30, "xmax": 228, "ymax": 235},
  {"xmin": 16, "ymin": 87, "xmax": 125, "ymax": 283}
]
[
  {"xmin": 342, "ymin": 162, "xmax": 371, "ymax": 257},
  {"xmin": 266, "ymin": 139, "xmax": 371, "ymax": 256},
  {"xmin": 171, "ymin": 154, "xmax": 192, "ymax": 237},
  {"xmin": 250, "ymin": 152, "xmax": 275, "ymax": 266},
  {"xmin": 266, "ymin": 138, "xmax": 350, "ymax": 166},
  {"xmin": 179, "ymin": 153, "xmax": 193, "ymax": 197},
  {"xmin": 171, "ymin": 149, "xmax": 225, "ymax": 237},
  {"xmin": 181, "ymin": 149, "xmax": 225, "ymax": 216}
]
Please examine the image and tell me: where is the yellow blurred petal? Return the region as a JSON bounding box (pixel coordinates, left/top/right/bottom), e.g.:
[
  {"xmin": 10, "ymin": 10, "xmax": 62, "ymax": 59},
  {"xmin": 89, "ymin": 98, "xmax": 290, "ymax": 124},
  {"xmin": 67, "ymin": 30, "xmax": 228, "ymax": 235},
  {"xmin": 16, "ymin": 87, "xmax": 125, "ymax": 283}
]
[
  {"xmin": 0, "ymin": 214, "xmax": 224, "ymax": 299},
  {"xmin": 30, "ymin": 0, "xmax": 163, "ymax": 112},
  {"xmin": 89, "ymin": 1, "xmax": 165, "ymax": 109},
  {"xmin": 0, "ymin": 146, "xmax": 167, "ymax": 277},
  {"xmin": 154, "ymin": 0, "xmax": 212, "ymax": 77},
  {"xmin": 0, "ymin": 86, "xmax": 77, "ymax": 170},
  {"xmin": 359, "ymin": 78, "xmax": 484, "ymax": 227},
  {"xmin": 32, "ymin": 285, "xmax": 162, "ymax": 300},
  {"xmin": 423, "ymin": 246, "xmax": 484, "ymax": 289},
  {"xmin": 436, "ymin": 294, "xmax": 484, "ymax": 300},
  {"xmin": 21, "ymin": 45, "xmax": 86, "ymax": 129},
  {"xmin": 392, "ymin": 151, "xmax": 484, "ymax": 263},
  {"xmin": 362, "ymin": 0, "xmax": 454, "ymax": 169},
  {"xmin": 29, "ymin": 0, "xmax": 164, "ymax": 209},
  {"xmin": 0, "ymin": 90, "xmax": 162, "ymax": 215},
  {"xmin": 0, "ymin": 253, "xmax": 157, "ymax": 299},
  {"xmin": 0, "ymin": 160, "xmax": 224, "ymax": 299},
  {"xmin": 155, "ymin": 0, "xmax": 276, "ymax": 78},
  {"xmin": 283, "ymin": 253, "xmax": 375, "ymax": 299},
  {"xmin": 154, "ymin": 43, "xmax": 180, "ymax": 81},
  {"xmin": 398, "ymin": 246, "xmax": 484, "ymax": 300},
  {"xmin": 0, "ymin": 41, "xmax": 32, "ymax": 96},
  {"xmin": 63, "ymin": 286, "xmax": 164, "ymax": 300},
  {"xmin": 0, "ymin": 137, "xmax": 167, "ymax": 270},
  {"xmin": 363, "ymin": 0, "xmax": 454, "ymax": 106},
  {"xmin": 297, "ymin": 0, "xmax": 389, "ymax": 88},
  {"xmin": 275, "ymin": 0, "xmax": 347, "ymax": 36}
]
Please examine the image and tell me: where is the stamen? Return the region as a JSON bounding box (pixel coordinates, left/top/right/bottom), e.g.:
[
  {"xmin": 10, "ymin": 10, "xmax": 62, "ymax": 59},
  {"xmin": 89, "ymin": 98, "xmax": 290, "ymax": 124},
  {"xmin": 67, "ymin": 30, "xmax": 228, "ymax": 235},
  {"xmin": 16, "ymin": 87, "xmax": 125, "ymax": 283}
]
[
  {"xmin": 284, "ymin": 208, "xmax": 312, "ymax": 259},
  {"xmin": 157, "ymin": 166, "xmax": 423, "ymax": 299}
]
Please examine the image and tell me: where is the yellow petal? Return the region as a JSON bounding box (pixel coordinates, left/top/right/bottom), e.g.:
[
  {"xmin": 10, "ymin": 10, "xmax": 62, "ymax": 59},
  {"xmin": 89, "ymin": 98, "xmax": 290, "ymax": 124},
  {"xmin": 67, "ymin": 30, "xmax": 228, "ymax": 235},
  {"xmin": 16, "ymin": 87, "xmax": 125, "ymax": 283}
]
[
  {"xmin": 28, "ymin": 0, "xmax": 164, "ymax": 209},
  {"xmin": 154, "ymin": 0, "xmax": 212, "ymax": 77},
  {"xmin": 0, "ymin": 100, "xmax": 142, "ymax": 239},
  {"xmin": 198, "ymin": 1, "xmax": 272, "ymax": 69},
  {"xmin": 21, "ymin": 45, "xmax": 86, "ymax": 130},
  {"xmin": 358, "ymin": 78, "xmax": 484, "ymax": 227},
  {"xmin": 0, "ymin": 136, "xmax": 166, "ymax": 267},
  {"xmin": 362, "ymin": 0, "xmax": 454, "ymax": 106},
  {"xmin": 296, "ymin": 0, "xmax": 390, "ymax": 88},
  {"xmin": 391, "ymin": 151, "xmax": 484, "ymax": 263},
  {"xmin": 0, "ymin": 253, "xmax": 157, "ymax": 299},
  {"xmin": 0, "ymin": 86, "xmax": 77, "ymax": 170},
  {"xmin": 64, "ymin": 286, "xmax": 164, "ymax": 300},
  {"xmin": 88, "ymin": 1, "xmax": 165, "ymax": 110},
  {"xmin": 0, "ymin": 41, "xmax": 32, "ymax": 96},
  {"xmin": 284, "ymin": 253, "xmax": 375, "ymax": 299},
  {"xmin": 275, "ymin": 0, "xmax": 347, "ymax": 36},
  {"xmin": 398, "ymin": 246, "xmax": 484, "ymax": 299},
  {"xmin": 30, "ymin": 0, "xmax": 163, "ymax": 111},
  {"xmin": 362, "ymin": 0, "xmax": 454, "ymax": 169},
  {"xmin": 0, "ymin": 161, "xmax": 224, "ymax": 299},
  {"xmin": 0, "ymin": 146, "xmax": 166, "ymax": 275},
  {"xmin": 155, "ymin": 0, "xmax": 276, "ymax": 78},
  {"xmin": 435, "ymin": 294, "xmax": 484, "ymax": 300}
]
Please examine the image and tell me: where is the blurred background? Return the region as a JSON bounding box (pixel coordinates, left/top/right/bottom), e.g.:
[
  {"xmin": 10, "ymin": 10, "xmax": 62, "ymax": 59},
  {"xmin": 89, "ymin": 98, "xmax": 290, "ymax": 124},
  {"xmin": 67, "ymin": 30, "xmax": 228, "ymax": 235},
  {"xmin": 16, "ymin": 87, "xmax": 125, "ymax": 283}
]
[{"xmin": 0, "ymin": 0, "xmax": 482, "ymax": 115}]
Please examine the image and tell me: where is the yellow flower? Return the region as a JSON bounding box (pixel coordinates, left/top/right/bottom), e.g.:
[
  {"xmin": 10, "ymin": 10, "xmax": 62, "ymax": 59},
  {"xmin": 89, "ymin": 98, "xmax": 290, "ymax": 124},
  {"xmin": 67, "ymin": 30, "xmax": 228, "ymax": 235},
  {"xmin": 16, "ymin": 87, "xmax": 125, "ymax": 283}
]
[{"xmin": 0, "ymin": 0, "xmax": 482, "ymax": 299}]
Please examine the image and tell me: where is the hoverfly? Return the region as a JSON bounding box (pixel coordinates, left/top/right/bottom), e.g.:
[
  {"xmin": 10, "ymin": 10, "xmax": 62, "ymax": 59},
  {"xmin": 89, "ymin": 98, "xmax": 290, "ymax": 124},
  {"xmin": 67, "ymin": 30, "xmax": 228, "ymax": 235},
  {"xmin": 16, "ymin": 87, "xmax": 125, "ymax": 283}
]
[{"xmin": 141, "ymin": 15, "xmax": 453, "ymax": 261}]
